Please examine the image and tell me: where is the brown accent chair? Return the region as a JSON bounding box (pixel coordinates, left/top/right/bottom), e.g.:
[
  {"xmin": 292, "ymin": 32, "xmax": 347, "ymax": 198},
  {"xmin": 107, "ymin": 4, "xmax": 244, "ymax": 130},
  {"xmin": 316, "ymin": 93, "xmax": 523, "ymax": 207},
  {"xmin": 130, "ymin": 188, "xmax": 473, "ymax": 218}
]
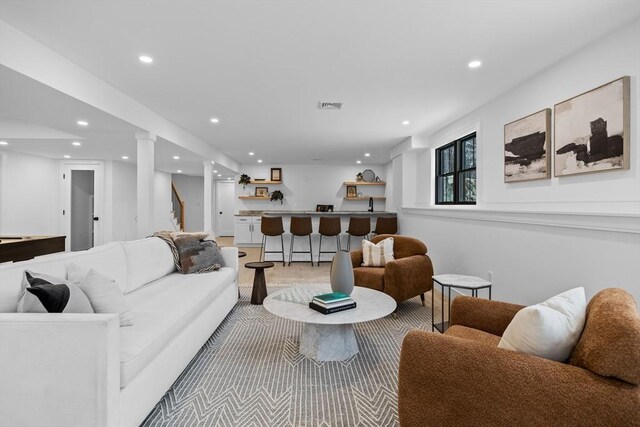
[
  {"xmin": 350, "ymin": 234, "xmax": 433, "ymax": 304},
  {"xmin": 398, "ymin": 288, "xmax": 640, "ymax": 426}
]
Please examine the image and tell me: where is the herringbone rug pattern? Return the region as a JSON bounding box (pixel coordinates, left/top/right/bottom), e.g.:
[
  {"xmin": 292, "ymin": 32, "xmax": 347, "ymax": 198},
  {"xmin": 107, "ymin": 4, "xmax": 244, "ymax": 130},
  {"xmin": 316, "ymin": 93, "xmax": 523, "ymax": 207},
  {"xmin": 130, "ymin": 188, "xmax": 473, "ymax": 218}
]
[{"xmin": 142, "ymin": 284, "xmax": 432, "ymax": 427}]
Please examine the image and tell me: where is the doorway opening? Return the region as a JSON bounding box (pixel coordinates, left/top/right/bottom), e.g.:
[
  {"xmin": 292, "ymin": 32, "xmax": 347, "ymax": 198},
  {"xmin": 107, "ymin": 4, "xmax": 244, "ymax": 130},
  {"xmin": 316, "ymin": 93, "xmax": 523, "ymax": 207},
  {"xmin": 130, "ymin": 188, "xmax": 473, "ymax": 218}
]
[
  {"xmin": 216, "ymin": 181, "xmax": 234, "ymax": 236},
  {"xmin": 70, "ymin": 170, "xmax": 95, "ymax": 251},
  {"xmin": 62, "ymin": 163, "xmax": 103, "ymax": 252}
]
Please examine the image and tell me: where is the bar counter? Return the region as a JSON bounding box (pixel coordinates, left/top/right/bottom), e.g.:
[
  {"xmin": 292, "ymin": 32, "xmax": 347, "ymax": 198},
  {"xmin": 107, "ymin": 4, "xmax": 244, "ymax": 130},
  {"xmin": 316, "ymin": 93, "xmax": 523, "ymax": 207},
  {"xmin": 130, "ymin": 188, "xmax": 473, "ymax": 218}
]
[
  {"xmin": 233, "ymin": 211, "xmax": 397, "ymax": 262},
  {"xmin": 235, "ymin": 210, "xmax": 397, "ymax": 216}
]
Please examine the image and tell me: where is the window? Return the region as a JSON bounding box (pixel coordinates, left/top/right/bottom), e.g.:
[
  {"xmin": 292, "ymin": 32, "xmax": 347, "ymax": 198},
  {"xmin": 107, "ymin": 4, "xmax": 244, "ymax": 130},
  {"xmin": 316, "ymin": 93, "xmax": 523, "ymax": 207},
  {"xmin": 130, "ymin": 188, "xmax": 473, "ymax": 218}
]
[{"xmin": 435, "ymin": 133, "xmax": 476, "ymax": 204}]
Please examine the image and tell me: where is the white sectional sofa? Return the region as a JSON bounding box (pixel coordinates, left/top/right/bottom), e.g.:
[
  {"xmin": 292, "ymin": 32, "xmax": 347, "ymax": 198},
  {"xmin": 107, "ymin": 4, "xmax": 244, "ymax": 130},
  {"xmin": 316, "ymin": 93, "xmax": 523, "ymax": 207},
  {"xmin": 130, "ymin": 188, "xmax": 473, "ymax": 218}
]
[{"xmin": 0, "ymin": 237, "xmax": 239, "ymax": 427}]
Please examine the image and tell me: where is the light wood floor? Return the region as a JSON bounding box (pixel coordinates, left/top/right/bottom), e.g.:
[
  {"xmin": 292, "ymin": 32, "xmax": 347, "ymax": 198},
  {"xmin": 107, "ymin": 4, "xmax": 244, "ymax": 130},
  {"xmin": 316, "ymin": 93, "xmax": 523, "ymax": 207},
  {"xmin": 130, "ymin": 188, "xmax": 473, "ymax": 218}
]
[{"xmin": 219, "ymin": 236, "xmax": 447, "ymax": 321}]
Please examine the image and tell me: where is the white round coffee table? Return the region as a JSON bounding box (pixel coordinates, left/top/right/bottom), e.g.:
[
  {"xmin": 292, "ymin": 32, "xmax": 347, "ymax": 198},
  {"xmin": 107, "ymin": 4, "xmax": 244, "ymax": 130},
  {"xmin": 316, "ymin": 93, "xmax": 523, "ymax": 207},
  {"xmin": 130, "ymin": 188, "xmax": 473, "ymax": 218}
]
[{"xmin": 263, "ymin": 284, "xmax": 396, "ymax": 361}]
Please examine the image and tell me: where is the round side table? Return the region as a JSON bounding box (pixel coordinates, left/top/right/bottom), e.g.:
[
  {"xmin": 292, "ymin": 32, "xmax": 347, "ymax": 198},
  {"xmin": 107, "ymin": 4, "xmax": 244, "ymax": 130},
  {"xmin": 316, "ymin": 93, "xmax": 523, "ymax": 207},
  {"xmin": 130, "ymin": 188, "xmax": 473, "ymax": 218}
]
[{"xmin": 245, "ymin": 261, "xmax": 274, "ymax": 305}]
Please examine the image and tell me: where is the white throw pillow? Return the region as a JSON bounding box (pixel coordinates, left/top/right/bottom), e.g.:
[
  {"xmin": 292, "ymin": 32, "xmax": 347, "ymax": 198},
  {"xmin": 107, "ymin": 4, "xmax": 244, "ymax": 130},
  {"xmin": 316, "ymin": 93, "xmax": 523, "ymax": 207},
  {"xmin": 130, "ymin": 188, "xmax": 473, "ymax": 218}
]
[
  {"xmin": 69, "ymin": 264, "xmax": 134, "ymax": 327},
  {"xmin": 361, "ymin": 237, "xmax": 395, "ymax": 267},
  {"xmin": 498, "ymin": 287, "xmax": 586, "ymax": 362}
]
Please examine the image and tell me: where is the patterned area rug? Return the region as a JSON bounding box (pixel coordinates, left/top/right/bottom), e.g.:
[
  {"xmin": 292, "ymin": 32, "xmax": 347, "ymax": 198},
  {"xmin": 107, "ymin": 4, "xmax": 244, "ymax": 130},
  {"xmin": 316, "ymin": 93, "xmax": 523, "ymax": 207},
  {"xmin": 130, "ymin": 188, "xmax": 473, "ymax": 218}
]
[{"xmin": 142, "ymin": 284, "xmax": 432, "ymax": 427}]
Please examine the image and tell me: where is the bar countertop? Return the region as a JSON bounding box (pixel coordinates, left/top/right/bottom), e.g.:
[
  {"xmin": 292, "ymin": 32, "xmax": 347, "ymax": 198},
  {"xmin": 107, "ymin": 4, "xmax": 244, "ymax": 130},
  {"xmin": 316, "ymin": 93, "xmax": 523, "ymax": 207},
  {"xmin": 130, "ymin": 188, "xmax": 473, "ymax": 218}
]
[{"xmin": 235, "ymin": 210, "xmax": 397, "ymax": 217}]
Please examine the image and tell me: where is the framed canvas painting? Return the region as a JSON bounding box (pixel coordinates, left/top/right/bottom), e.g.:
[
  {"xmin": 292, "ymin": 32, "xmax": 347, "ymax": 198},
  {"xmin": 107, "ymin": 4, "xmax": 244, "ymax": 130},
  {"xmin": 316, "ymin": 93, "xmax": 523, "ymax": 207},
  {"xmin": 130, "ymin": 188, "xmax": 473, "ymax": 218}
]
[
  {"xmin": 504, "ymin": 108, "xmax": 551, "ymax": 182},
  {"xmin": 554, "ymin": 76, "xmax": 630, "ymax": 177}
]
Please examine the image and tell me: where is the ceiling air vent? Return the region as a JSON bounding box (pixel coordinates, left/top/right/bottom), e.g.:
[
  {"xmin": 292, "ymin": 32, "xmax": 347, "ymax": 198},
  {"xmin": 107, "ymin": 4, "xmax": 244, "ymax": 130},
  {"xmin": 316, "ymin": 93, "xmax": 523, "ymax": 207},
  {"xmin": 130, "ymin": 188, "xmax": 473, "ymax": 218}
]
[{"xmin": 318, "ymin": 102, "xmax": 343, "ymax": 110}]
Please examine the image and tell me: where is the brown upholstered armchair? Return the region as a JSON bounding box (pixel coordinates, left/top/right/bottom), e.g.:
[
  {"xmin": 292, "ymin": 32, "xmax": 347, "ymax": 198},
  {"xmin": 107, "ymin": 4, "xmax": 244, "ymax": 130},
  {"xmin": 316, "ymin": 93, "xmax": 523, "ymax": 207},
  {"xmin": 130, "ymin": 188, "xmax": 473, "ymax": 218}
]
[
  {"xmin": 398, "ymin": 288, "xmax": 640, "ymax": 426},
  {"xmin": 350, "ymin": 234, "xmax": 433, "ymax": 304}
]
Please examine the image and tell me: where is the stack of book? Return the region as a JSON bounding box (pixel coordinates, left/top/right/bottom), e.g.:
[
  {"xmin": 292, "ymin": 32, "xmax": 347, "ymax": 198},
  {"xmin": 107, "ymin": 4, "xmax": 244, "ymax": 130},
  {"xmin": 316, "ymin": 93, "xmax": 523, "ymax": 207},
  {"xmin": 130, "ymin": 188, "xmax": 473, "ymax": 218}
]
[{"xmin": 309, "ymin": 292, "xmax": 357, "ymax": 315}]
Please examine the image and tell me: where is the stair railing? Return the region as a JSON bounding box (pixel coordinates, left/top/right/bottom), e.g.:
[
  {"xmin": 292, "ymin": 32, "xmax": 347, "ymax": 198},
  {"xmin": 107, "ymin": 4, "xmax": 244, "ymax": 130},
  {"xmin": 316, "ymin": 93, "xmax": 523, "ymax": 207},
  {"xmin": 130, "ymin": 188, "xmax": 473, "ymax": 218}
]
[{"xmin": 171, "ymin": 182, "xmax": 185, "ymax": 231}]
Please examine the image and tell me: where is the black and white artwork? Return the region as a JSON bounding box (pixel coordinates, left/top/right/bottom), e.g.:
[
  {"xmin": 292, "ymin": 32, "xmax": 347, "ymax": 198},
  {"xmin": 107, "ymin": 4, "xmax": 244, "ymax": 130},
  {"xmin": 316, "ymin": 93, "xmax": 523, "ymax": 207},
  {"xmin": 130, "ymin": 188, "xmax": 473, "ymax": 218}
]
[
  {"xmin": 504, "ymin": 109, "xmax": 551, "ymax": 182},
  {"xmin": 554, "ymin": 77, "xmax": 630, "ymax": 176}
]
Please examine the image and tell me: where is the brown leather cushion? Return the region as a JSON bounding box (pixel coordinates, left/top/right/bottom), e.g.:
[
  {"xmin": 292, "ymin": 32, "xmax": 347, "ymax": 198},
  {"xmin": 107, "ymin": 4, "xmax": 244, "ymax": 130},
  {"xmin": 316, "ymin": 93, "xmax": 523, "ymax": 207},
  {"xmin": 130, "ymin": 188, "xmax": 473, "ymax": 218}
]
[
  {"xmin": 354, "ymin": 267, "xmax": 385, "ymax": 292},
  {"xmin": 444, "ymin": 325, "xmax": 501, "ymax": 347},
  {"xmin": 570, "ymin": 288, "xmax": 640, "ymax": 385},
  {"xmin": 371, "ymin": 234, "xmax": 427, "ymax": 259}
]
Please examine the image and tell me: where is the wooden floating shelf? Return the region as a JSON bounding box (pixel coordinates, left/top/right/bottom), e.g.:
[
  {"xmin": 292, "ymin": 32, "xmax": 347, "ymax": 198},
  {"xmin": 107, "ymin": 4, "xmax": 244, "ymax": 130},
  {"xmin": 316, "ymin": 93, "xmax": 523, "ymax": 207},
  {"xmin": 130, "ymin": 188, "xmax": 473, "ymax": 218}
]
[
  {"xmin": 343, "ymin": 197, "xmax": 386, "ymax": 201},
  {"xmin": 248, "ymin": 180, "xmax": 282, "ymax": 185},
  {"xmin": 238, "ymin": 196, "xmax": 270, "ymax": 200},
  {"xmin": 343, "ymin": 181, "xmax": 386, "ymax": 186}
]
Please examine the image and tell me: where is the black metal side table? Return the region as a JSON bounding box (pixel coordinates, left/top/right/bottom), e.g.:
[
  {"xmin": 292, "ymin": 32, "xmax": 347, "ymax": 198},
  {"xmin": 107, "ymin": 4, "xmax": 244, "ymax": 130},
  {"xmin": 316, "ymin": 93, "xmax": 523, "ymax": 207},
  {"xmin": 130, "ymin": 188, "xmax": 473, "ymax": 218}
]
[{"xmin": 432, "ymin": 274, "xmax": 492, "ymax": 333}]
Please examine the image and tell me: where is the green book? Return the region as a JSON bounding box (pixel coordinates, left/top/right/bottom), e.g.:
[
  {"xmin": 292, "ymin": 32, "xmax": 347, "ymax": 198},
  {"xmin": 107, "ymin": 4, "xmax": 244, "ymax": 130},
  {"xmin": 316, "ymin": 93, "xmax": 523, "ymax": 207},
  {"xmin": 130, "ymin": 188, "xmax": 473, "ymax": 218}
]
[{"xmin": 313, "ymin": 292, "xmax": 351, "ymax": 303}]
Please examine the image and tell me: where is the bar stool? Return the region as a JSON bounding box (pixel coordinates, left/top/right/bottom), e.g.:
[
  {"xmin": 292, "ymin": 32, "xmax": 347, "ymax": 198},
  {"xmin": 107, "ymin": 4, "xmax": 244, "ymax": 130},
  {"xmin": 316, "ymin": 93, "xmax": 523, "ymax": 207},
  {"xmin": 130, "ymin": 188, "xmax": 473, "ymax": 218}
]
[
  {"xmin": 347, "ymin": 216, "xmax": 371, "ymax": 251},
  {"xmin": 289, "ymin": 216, "xmax": 314, "ymax": 266},
  {"xmin": 317, "ymin": 216, "xmax": 341, "ymax": 266},
  {"xmin": 373, "ymin": 216, "xmax": 398, "ymax": 236},
  {"xmin": 260, "ymin": 216, "xmax": 285, "ymax": 266}
]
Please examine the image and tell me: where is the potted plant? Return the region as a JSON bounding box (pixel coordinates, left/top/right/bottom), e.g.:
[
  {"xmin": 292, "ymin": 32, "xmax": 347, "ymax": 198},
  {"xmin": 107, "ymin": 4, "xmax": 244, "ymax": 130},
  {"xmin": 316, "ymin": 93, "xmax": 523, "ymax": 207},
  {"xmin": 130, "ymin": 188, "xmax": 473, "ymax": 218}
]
[
  {"xmin": 238, "ymin": 174, "xmax": 251, "ymax": 189},
  {"xmin": 356, "ymin": 172, "xmax": 364, "ymax": 182},
  {"xmin": 270, "ymin": 190, "xmax": 284, "ymax": 204}
]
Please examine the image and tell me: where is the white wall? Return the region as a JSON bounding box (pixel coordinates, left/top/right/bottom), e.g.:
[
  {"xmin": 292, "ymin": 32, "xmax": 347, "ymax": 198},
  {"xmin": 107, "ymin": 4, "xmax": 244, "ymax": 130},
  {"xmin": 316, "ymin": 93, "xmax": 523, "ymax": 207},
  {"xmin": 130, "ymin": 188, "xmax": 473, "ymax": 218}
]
[
  {"xmin": 0, "ymin": 150, "xmax": 193, "ymax": 241},
  {"xmin": 235, "ymin": 163, "xmax": 388, "ymax": 213},
  {"xmin": 397, "ymin": 18, "xmax": 640, "ymax": 305},
  {"xmin": 0, "ymin": 150, "xmax": 59, "ymax": 235},
  {"xmin": 171, "ymin": 174, "xmax": 204, "ymax": 232},
  {"xmin": 105, "ymin": 160, "xmax": 137, "ymax": 242}
]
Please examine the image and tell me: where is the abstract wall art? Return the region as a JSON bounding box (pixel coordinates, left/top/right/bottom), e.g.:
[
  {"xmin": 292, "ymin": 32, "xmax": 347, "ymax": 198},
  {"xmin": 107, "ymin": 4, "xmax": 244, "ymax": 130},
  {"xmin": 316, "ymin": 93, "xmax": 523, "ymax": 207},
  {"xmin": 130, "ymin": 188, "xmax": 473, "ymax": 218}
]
[
  {"xmin": 554, "ymin": 76, "xmax": 630, "ymax": 177},
  {"xmin": 504, "ymin": 108, "xmax": 551, "ymax": 182}
]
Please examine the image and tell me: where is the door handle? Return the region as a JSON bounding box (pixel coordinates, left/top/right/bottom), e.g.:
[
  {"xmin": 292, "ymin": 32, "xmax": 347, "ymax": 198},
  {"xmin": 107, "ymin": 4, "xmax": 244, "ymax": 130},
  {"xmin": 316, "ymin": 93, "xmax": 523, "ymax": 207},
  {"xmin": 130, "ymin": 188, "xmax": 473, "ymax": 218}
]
[
  {"xmin": 93, "ymin": 217, "xmax": 99, "ymax": 221},
  {"xmin": 219, "ymin": 212, "xmax": 223, "ymax": 214}
]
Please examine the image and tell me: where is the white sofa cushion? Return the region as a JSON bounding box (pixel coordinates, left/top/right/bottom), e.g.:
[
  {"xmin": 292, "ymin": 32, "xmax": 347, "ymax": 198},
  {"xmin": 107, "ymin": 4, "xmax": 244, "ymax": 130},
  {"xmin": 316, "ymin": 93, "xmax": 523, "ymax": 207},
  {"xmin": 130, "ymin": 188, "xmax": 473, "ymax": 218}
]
[
  {"xmin": 70, "ymin": 265, "xmax": 134, "ymax": 327},
  {"xmin": 0, "ymin": 256, "xmax": 73, "ymax": 312},
  {"xmin": 119, "ymin": 267, "xmax": 235, "ymax": 387},
  {"xmin": 17, "ymin": 270, "xmax": 94, "ymax": 313},
  {"xmin": 122, "ymin": 238, "xmax": 175, "ymax": 294},
  {"xmin": 67, "ymin": 243, "xmax": 128, "ymax": 293}
]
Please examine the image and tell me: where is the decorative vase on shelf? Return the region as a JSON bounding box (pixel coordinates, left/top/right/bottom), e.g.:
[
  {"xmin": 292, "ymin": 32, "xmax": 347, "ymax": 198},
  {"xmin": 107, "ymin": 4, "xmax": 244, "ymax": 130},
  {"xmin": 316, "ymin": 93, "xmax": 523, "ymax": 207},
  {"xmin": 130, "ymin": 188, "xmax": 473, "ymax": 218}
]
[{"xmin": 330, "ymin": 250, "xmax": 354, "ymax": 295}]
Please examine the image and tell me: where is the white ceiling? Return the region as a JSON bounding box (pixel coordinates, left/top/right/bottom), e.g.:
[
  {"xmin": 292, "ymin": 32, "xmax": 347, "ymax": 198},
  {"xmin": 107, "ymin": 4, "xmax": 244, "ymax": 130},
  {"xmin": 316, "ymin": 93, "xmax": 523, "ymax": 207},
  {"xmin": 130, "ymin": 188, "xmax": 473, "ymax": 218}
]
[
  {"xmin": 0, "ymin": 0, "xmax": 639, "ymax": 166},
  {"xmin": 0, "ymin": 66, "xmax": 236, "ymax": 178}
]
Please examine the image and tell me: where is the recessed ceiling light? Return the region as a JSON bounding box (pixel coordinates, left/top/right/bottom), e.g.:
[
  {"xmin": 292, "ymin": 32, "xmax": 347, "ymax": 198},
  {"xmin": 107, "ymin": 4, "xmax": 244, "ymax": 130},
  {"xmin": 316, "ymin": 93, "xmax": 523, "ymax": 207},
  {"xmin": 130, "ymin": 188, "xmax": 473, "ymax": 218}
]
[
  {"xmin": 213, "ymin": 170, "xmax": 218, "ymax": 173},
  {"xmin": 77, "ymin": 120, "xmax": 88, "ymax": 126},
  {"xmin": 72, "ymin": 141, "xmax": 82, "ymax": 146},
  {"xmin": 227, "ymin": 177, "xmax": 233, "ymax": 180},
  {"xmin": 0, "ymin": 141, "xmax": 8, "ymax": 145},
  {"xmin": 139, "ymin": 55, "xmax": 153, "ymax": 64},
  {"xmin": 248, "ymin": 152, "xmax": 254, "ymax": 156},
  {"xmin": 63, "ymin": 155, "xmax": 71, "ymax": 159},
  {"xmin": 402, "ymin": 120, "xmax": 410, "ymax": 126},
  {"xmin": 210, "ymin": 117, "xmax": 220, "ymax": 124},
  {"xmin": 468, "ymin": 60, "xmax": 482, "ymax": 68},
  {"xmin": 211, "ymin": 160, "xmax": 215, "ymax": 165},
  {"xmin": 364, "ymin": 153, "xmax": 370, "ymax": 157},
  {"xmin": 122, "ymin": 155, "xmax": 129, "ymax": 160},
  {"xmin": 356, "ymin": 160, "xmax": 362, "ymax": 164},
  {"xmin": 257, "ymin": 159, "xmax": 263, "ymax": 163},
  {"xmin": 177, "ymin": 170, "xmax": 182, "ymax": 173},
  {"xmin": 173, "ymin": 155, "xmax": 180, "ymax": 160},
  {"xmin": 217, "ymin": 174, "xmax": 222, "ymax": 177}
]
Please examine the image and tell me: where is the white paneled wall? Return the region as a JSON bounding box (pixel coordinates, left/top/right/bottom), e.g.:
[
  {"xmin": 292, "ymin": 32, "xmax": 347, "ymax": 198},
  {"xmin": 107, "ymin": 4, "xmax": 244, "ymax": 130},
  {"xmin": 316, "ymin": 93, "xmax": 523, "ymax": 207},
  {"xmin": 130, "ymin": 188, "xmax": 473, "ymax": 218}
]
[{"xmin": 394, "ymin": 18, "xmax": 640, "ymax": 305}]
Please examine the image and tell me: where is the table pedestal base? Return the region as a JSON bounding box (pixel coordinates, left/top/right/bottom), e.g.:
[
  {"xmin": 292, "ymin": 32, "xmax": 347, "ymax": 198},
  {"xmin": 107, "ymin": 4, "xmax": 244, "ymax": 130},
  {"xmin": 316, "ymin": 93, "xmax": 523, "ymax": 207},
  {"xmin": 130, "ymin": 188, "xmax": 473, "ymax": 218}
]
[{"xmin": 300, "ymin": 323, "xmax": 358, "ymax": 361}]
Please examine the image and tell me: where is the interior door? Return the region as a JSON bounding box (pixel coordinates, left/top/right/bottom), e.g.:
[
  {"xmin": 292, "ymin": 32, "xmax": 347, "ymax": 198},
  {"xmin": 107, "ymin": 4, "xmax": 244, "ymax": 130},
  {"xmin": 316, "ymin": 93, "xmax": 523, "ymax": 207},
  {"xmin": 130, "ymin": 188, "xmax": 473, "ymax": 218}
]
[
  {"xmin": 62, "ymin": 163, "xmax": 104, "ymax": 251},
  {"xmin": 216, "ymin": 181, "xmax": 235, "ymax": 236},
  {"xmin": 70, "ymin": 170, "xmax": 95, "ymax": 251}
]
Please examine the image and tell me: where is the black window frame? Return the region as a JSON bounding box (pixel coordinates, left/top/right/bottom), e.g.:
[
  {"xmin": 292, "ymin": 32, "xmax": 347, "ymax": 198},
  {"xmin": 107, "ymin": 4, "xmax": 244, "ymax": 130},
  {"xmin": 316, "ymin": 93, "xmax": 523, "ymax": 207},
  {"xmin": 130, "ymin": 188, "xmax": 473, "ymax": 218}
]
[{"xmin": 435, "ymin": 132, "xmax": 477, "ymax": 205}]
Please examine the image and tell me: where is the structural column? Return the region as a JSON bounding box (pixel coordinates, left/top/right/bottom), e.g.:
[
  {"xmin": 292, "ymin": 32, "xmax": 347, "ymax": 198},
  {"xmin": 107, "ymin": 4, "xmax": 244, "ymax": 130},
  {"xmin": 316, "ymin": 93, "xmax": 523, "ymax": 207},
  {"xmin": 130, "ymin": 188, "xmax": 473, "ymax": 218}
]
[
  {"xmin": 203, "ymin": 161, "xmax": 213, "ymax": 233},
  {"xmin": 135, "ymin": 132, "xmax": 156, "ymax": 238}
]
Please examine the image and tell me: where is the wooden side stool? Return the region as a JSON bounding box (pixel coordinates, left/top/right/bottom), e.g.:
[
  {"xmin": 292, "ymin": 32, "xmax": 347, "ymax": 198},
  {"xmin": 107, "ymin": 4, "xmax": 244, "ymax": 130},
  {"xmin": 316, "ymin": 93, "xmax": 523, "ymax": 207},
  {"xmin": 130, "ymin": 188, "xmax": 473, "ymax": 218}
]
[{"xmin": 245, "ymin": 261, "xmax": 275, "ymax": 304}]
